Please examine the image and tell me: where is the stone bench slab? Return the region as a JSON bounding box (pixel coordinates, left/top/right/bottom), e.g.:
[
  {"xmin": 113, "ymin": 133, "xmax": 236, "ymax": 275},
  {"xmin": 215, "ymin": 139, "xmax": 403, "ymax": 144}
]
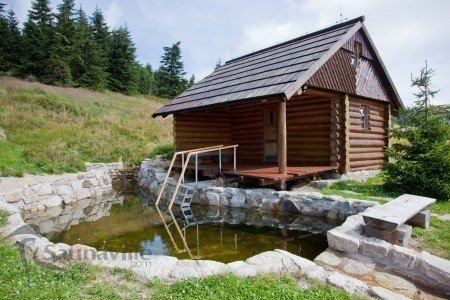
[{"xmin": 362, "ymin": 194, "xmax": 435, "ymax": 232}]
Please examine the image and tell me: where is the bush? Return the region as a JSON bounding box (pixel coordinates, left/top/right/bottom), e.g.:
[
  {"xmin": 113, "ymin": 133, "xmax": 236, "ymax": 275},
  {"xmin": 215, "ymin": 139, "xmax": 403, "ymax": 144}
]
[
  {"xmin": 383, "ymin": 63, "xmax": 450, "ymax": 201},
  {"xmin": 384, "ymin": 110, "xmax": 450, "ymax": 200},
  {"xmin": 150, "ymin": 143, "xmax": 174, "ymax": 159}
]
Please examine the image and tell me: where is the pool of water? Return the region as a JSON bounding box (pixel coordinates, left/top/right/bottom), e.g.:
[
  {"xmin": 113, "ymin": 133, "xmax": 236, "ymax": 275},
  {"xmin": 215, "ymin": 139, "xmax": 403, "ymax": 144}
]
[{"xmin": 23, "ymin": 193, "xmax": 341, "ymax": 263}]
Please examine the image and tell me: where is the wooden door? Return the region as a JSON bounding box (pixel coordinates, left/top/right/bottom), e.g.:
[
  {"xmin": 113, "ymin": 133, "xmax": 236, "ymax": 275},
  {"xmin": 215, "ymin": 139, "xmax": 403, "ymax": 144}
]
[{"xmin": 263, "ymin": 106, "xmax": 278, "ymax": 162}]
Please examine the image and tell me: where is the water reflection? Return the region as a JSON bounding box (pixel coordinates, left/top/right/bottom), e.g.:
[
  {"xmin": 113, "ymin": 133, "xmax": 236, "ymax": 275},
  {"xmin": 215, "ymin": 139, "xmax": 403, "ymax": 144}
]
[{"xmin": 23, "ymin": 193, "xmax": 341, "ymax": 263}]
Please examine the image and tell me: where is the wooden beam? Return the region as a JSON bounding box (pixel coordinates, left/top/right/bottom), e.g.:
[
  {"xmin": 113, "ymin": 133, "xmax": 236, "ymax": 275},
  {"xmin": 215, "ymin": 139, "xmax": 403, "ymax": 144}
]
[{"xmin": 278, "ymin": 100, "xmax": 287, "ymax": 175}]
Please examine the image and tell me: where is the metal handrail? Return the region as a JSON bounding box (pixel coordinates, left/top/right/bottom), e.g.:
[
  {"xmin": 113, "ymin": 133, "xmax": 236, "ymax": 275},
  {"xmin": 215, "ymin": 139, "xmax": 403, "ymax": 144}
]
[
  {"xmin": 155, "ymin": 145, "xmax": 224, "ymax": 206},
  {"xmin": 167, "ymin": 144, "xmax": 238, "ymax": 210}
]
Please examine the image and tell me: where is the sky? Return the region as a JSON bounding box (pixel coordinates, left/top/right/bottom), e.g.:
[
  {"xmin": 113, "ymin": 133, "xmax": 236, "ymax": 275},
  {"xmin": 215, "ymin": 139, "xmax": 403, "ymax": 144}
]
[{"xmin": 4, "ymin": 0, "xmax": 450, "ymax": 106}]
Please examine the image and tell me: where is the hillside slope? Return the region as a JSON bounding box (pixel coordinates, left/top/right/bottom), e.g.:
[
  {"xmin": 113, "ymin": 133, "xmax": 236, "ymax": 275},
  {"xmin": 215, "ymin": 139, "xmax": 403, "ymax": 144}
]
[{"xmin": 0, "ymin": 77, "xmax": 173, "ymax": 176}]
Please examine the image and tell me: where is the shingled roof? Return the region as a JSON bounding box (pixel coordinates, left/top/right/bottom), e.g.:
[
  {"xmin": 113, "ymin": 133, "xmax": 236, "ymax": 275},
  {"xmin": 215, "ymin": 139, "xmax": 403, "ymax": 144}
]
[{"xmin": 153, "ymin": 16, "xmax": 402, "ymax": 117}]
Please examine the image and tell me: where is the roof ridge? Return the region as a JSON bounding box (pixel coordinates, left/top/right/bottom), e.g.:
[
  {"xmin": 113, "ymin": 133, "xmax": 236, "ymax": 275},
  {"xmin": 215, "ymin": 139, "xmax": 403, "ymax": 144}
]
[{"xmin": 225, "ymin": 16, "xmax": 365, "ymax": 64}]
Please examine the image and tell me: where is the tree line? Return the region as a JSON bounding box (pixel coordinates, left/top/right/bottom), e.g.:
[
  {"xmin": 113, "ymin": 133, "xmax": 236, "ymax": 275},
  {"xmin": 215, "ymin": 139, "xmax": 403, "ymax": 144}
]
[{"xmin": 0, "ymin": 0, "xmax": 194, "ymax": 97}]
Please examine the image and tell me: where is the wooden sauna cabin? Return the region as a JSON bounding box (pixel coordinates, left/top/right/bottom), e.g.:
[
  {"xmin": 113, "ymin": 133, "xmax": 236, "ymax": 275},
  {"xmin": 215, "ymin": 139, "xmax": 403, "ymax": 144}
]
[{"xmin": 152, "ymin": 16, "xmax": 404, "ymax": 188}]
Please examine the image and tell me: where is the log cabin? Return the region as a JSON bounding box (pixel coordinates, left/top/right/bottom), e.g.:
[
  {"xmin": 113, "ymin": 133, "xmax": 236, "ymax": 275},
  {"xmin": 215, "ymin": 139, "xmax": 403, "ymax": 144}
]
[{"xmin": 152, "ymin": 16, "xmax": 404, "ymax": 188}]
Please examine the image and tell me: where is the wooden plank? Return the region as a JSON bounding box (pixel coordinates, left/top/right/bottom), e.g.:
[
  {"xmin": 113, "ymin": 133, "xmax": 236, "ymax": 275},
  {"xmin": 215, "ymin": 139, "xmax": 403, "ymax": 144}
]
[{"xmin": 362, "ymin": 194, "xmax": 436, "ymax": 232}]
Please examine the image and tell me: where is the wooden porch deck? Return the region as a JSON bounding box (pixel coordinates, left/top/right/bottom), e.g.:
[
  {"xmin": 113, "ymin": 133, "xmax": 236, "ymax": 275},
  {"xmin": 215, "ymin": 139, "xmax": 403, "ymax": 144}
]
[
  {"xmin": 222, "ymin": 163, "xmax": 337, "ymax": 186},
  {"xmin": 173, "ymin": 161, "xmax": 337, "ymax": 186}
]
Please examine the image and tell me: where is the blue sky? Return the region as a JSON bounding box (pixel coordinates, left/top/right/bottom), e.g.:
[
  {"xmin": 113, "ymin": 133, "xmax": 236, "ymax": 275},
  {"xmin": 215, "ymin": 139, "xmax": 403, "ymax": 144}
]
[{"xmin": 5, "ymin": 0, "xmax": 450, "ymax": 106}]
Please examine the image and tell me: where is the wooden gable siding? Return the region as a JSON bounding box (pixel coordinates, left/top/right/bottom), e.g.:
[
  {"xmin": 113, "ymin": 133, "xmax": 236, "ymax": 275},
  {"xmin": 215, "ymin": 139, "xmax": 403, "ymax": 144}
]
[
  {"xmin": 348, "ymin": 97, "xmax": 388, "ymax": 171},
  {"xmin": 307, "ymin": 44, "xmax": 392, "ymax": 102},
  {"xmin": 342, "ymin": 31, "xmax": 373, "ymax": 59},
  {"xmin": 174, "ymin": 108, "xmax": 231, "ymax": 151},
  {"xmin": 230, "ymin": 103, "xmax": 264, "ymax": 162},
  {"xmin": 287, "ymin": 97, "xmax": 332, "ymax": 165}
]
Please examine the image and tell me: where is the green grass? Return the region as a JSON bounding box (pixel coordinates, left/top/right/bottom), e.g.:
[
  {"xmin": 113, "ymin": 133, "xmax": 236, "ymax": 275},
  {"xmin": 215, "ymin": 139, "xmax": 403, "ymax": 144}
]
[
  {"xmin": 0, "ymin": 238, "xmax": 97, "ymax": 299},
  {"xmin": 151, "ymin": 274, "xmax": 363, "ymax": 300},
  {"xmin": 412, "ymin": 217, "xmax": 450, "ymax": 259},
  {"xmin": 0, "ymin": 77, "xmax": 173, "ymax": 176},
  {"xmin": 320, "ymin": 174, "xmax": 400, "ymax": 203}
]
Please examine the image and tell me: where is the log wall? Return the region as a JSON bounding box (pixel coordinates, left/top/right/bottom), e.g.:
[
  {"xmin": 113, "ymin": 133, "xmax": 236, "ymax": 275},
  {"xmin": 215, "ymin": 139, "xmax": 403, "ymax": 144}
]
[
  {"xmin": 229, "ymin": 103, "xmax": 264, "ymax": 162},
  {"xmin": 286, "ymin": 96, "xmax": 332, "ymax": 165},
  {"xmin": 174, "ymin": 108, "xmax": 231, "ymax": 151},
  {"xmin": 348, "ymin": 97, "xmax": 388, "ymax": 171}
]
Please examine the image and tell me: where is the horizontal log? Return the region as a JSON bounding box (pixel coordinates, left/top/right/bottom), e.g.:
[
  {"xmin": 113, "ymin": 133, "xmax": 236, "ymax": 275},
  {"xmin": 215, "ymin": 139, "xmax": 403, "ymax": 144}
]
[
  {"xmin": 287, "ymin": 103, "xmax": 331, "ymax": 113},
  {"xmin": 287, "ymin": 109, "xmax": 331, "ymax": 117},
  {"xmin": 350, "ymin": 133, "xmax": 386, "ymax": 140},
  {"xmin": 350, "ymin": 159, "xmax": 384, "ymax": 168},
  {"xmin": 350, "ymin": 165, "xmax": 381, "ymax": 172},
  {"xmin": 288, "ymin": 157, "xmax": 331, "ymax": 163},
  {"xmin": 289, "ymin": 96, "xmax": 332, "ymax": 104},
  {"xmin": 288, "ymin": 117, "xmax": 331, "ymax": 125},
  {"xmin": 230, "ymin": 116, "xmax": 262, "ymax": 124},
  {"xmin": 350, "ymin": 126, "xmax": 386, "ymax": 134},
  {"xmin": 350, "ymin": 147, "xmax": 384, "ymax": 154},
  {"xmin": 176, "ymin": 132, "xmax": 231, "ymax": 138},
  {"xmin": 288, "ymin": 131, "xmax": 330, "ymax": 138},
  {"xmin": 350, "ymin": 139, "xmax": 385, "ymax": 147},
  {"xmin": 349, "ymin": 152, "xmax": 385, "ymax": 161},
  {"xmin": 176, "ymin": 127, "xmax": 231, "ymax": 133},
  {"xmin": 287, "ymin": 124, "xmax": 330, "ymax": 131},
  {"xmin": 174, "ymin": 121, "xmax": 229, "ymax": 128},
  {"xmin": 288, "ymin": 138, "xmax": 331, "ymax": 145}
]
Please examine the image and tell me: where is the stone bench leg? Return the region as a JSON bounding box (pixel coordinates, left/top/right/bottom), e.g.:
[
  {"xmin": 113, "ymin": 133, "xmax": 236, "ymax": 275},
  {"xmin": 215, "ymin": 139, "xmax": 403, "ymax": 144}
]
[
  {"xmin": 407, "ymin": 209, "xmax": 430, "ymax": 229},
  {"xmin": 364, "ymin": 223, "xmax": 412, "ymax": 246}
]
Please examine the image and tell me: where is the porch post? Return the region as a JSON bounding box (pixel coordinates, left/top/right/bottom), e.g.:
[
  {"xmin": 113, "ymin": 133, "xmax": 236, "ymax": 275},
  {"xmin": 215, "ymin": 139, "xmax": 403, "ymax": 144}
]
[{"xmin": 278, "ymin": 99, "xmax": 287, "ymax": 174}]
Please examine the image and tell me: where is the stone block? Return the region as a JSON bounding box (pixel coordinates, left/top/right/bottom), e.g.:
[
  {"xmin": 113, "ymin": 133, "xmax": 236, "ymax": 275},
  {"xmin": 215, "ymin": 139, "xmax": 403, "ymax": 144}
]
[
  {"xmin": 71, "ymin": 244, "xmax": 97, "ymax": 261},
  {"xmin": 343, "ymin": 259, "xmax": 374, "ymax": 276},
  {"xmin": 37, "ymin": 183, "xmax": 53, "ymax": 196},
  {"xmin": 327, "ymin": 229, "xmax": 360, "ymax": 253},
  {"xmin": 4, "ymin": 188, "xmax": 23, "ymax": 203},
  {"xmin": 57, "ymin": 185, "xmax": 72, "ymax": 196},
  {"xmin": 326, "ymin": 272, "xmax": 369, "ymax": 295},
  {"xmin": 206, "ymin": 192, "xmax": 219, "ymax": 206},
  {"xmin": 407, "ymin": 209, "xmax": 430, "ymax": 229},
  {"xmin": 392, "ymin": 245, "xmax": 418, "ymax": 269},
  {"xmin": 314, "ymin": 250, "xmax": 342, "ymax": 267},
  {"xmin": 280, "ymin": 199, "xmax": 301, "ymax": 214},
  {"xmin": 419, "ymin": 251, "xmax": 450, "ymax": 287},
  {"xmin": 74, "ymin": 188, "xmax": 91, "ymax": 200},
  {"xmin": 365, "ymin": 223, "xmax": 412, "ymax": 246},
  {"xmin": 370, "ymin": 286, "xmax": 410, "ymax": 300},
  {"xmin": 0, "ymin": 201, "xmax": 20, "ymax": 214},
  {"xmin": 360, "ymin": 236, "xmax": 392, "ymax": 258},
  {"xmin": 230, "ymin": 192, "xmax": 245, "ymax": 208},
  {"xmin": 44, "ymin": 195, "xmax": 63, "ymax": 208}
]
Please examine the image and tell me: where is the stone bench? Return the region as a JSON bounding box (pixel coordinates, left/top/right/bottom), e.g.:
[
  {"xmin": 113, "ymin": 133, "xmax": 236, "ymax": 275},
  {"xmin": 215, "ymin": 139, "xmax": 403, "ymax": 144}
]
[{"xmin": 361, "ymin": 194, "xmax": 435, "ymax": 246}]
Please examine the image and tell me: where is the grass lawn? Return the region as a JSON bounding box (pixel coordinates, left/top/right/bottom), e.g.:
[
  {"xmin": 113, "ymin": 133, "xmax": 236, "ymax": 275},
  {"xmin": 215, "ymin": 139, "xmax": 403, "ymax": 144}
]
[
  {"xmin": 0, "ymin": 77, "xmax": 173, "ymax": 176},
  {"xmin": 321, "ymin": 173, "xmax": 450, "ymax": 259}
]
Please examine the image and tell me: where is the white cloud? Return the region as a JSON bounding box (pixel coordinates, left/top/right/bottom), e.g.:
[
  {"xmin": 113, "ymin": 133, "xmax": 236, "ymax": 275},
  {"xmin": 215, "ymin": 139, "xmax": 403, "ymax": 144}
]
[{"xmin": 104, "ymin": 2, "xmax": 123, "ymax": 29}]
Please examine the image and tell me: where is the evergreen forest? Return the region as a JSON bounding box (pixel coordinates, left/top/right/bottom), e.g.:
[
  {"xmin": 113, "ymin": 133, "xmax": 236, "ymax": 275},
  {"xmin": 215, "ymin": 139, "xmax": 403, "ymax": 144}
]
[{"xmin": 0, "ymin": 0, "xmax": 193, "ymax": 97}]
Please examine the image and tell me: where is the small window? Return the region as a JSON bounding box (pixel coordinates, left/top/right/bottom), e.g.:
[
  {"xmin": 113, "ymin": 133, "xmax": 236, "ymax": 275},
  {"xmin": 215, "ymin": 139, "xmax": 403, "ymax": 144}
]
[
  {"xmin": 360, "ymin": 106, "xmax": 369, "ymax": 129},
  {"xmin": 352, "ymin": 41, "xmax": 362, "ymax": 67}
]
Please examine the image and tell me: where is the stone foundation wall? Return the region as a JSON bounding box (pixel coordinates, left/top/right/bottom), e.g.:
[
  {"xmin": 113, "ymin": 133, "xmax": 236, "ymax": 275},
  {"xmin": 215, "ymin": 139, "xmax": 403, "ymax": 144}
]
[
  {"xmin": 138, "ymin": 157, "xmax": 377, "ymax": 220},
  {"xmin": 1, "ymin": 161, "xmax": 124, "ymax": 213}
]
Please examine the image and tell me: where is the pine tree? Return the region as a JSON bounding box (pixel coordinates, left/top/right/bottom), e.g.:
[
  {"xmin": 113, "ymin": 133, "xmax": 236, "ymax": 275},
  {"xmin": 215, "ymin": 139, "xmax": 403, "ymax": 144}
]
[
  {"xmin": 6, "ymin": 8, "xmax": 22, "ymax": 72},
  {"xmin": 52, "ymin": 0, "xmax": 76, "ymax": 85},
  {"xmin": 384, "ymin": 63, "xmax": 450, "ymax": 200},
  {"xmin": 71, "ymin": 6, "xmax": 89, "ymax": 85},
  {"xmin": 188, "ymin": 74, "xmax": 195, "ymax": 88},
  {"xmin": 107, "ymin": 26, "xmax": 138, "ymax": 94},
  {"xmin": 83, "ymin": 7, "xmax": 109, "ymax": 90},
  {"xmin": 20, "ymin": 0, "xmax": 55, "ymax": 81},
  {"xmin": 137, "ymin": 63, "xmax": 155, "ymax": 95},
  {"xmin": 154, "ymin": 41, "xmax": 188, "ymax": 98},
  {"xmin": 0, "ymin": 3, "xmax": 10, "ymax": 73}
]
